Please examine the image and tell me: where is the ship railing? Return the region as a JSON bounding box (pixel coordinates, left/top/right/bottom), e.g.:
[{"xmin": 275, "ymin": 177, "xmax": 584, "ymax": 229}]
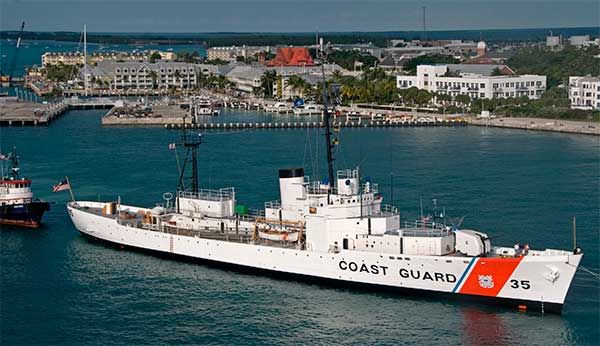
[
  {"xmin": 404, "ymin": 219, "xmax": 451, "ymax": 230},
  {"xmin": 265, "ymin": 200, "xmax": 281, "ymax": 209},
  {"xmin": 337, "ymin": 169, "xmax": 359, "ymax": 180},
  {"xmin": 361, "ymin": 183, "xmax": 378, "ymax": 195},
  {"xmin": 378, "ymin": 204, "xmax": 399, "ymax": 216},
  {"xmin": 306, "ymin": 181, "xmax": 336, "ymax": 195},
  {"xmin": 237, "ymin": 209, "xmax": 264, "ymax": 222},
  {"xmin": 178, "ymin": 187, "xmax": 235, "ymax": 202},
  {"xmin": 400, "ymin": 228, "xmax": 453, "ymax": 238}
]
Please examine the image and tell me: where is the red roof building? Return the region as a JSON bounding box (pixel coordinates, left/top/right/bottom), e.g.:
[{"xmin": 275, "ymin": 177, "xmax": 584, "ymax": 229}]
[{"xmin": 266, "ymin": 47, "xmax": 315, "ymax": 67}]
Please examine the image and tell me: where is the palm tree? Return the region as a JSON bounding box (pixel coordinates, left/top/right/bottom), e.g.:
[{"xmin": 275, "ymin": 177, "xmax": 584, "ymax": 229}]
[
  {"xmin": 287, "ymin": 75, "xmax": 307, "ymax": 98},
  {"xmin": 331, "ymin": 70, "xmax": 343, "ymax": 83},
  {"xmin": 259, "ymin": 70, "xmax": 277, "ymax": 98}
]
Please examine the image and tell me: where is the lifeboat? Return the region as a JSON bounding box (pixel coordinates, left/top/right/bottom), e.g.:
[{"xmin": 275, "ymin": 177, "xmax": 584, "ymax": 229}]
[{"xmin": 258, "ymin": 229, "xmax": 299, "ymax": 242}]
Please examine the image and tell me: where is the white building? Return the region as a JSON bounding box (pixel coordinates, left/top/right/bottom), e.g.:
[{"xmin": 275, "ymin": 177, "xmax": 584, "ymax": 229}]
[
  {"xmin": 568, "ymin": 35, "xmax": 590, "ymax": 47},
  {"xmin": 207, "ymin": 46, "xmax": 270, "ymax": 62},
  {"xmin": 225, "ymin": 66, "xmax": 266, "ymax": 93},
  {"xmin": 546, "ymin": 35, "xmax": 561, "ymax": 47},
  {"xmin": 568, "ymin": 76, "xmax": 600, "ymax": 110},
  {"xmin": 397, "ymin": 65, "xmax": 546, "ymax": 100},
  {"xmin": 42, "ymin": 52, "xmax": 84, "ymax": 66},
  {"xmin": 87, "ymin": 61, "xmax": 201, "ymax": 90}
]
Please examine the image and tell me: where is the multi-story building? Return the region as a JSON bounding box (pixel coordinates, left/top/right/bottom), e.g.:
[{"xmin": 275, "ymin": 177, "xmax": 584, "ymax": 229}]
[
  {"xmin": 86, "ymin": 61, "xmax": 201, "ymax": 90},
  {"xmin": 207, "ymin": 47, "xmax": 237, "ymax": 61},
  {"xmin": 207, "ymin": 46, "xmax": 269, "ymax": 62},
  {"xmin": 568, "ymin": 76, "xmax": 600, "ymax": 110},
  {"xmin": 42, "ymin": 50, "xmax": 177, "ymax": 67},
  {"xmin": 89, "ymin": 51, "xmax": 149, "ymax": 63},
  {"xmin": 396, "ymin": 65, "xmax": 546, "ymax": 100},
  {"xmin": 42, "ymin": 52, "xmax": 84, "ymax": 66}
]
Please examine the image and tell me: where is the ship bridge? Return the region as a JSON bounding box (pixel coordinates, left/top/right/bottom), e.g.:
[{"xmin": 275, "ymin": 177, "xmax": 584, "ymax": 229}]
[{"xmin": 265, "ymin": 167, "xmax": 398, "ymax": 223}]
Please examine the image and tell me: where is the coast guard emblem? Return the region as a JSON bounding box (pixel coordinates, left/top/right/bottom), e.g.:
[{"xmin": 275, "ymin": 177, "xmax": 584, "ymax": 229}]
[{"xmin": 478, "ymin": 275, "xmax": 494, "ymax": 289}]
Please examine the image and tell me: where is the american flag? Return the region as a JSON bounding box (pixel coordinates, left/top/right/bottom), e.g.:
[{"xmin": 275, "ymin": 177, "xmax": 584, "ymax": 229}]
[
  {"xmin": 168, "ymin": 143, "xmax": 176, "ymax": 150},
  {"xmin": 52, "ymin": 179, "xmax": 71, "ymax": 192}
]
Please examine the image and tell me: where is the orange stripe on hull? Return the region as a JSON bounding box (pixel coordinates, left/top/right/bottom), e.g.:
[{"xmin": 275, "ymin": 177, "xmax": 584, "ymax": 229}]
[{"xmin": 459, "ymin": 257, "xmax": 523, "ymax": 297}]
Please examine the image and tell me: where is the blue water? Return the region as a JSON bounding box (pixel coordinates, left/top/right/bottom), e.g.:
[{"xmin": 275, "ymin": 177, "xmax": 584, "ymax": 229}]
[
  {"xmin": 0, "ymin": 39, "xmax": 207, "ymax": 77},
  {"xmin": 1, "ymin": 110, "xmax": 598, "ymax": 345}
]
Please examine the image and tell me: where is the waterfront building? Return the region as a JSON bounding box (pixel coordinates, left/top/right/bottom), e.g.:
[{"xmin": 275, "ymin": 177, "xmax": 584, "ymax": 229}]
[
  {"xmin": 85, "ymin": 61, "xmax": 201, "ymax": 90},
  {"xmin": 568, "ymin": 76, "xmax": 600, "ymax": 110},
  {"xmin": 225, "ymin": 65, "xmax": 267, "ymax": 93},
  {"xmin": 42, "ymin": 50, "xmax": 176, "ymax": 67},
  {"xmin": 397, "ymin": 65, "xmax": 546, "ymax": 100},
  {"xmin": 42, "ymin": 52, "xmax": 84, "ymax": 66}
]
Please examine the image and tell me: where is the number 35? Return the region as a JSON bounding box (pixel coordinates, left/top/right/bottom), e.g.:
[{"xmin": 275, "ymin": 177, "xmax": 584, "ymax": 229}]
[{"xmin": 510, "ymin": 279, "xmax": 531, "ymax": 289}]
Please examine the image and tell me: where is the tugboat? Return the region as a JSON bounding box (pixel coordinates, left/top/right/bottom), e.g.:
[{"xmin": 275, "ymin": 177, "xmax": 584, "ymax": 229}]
[{"xmin": 0, "ymin": 148, "xmax": 50, "ymax": 228}]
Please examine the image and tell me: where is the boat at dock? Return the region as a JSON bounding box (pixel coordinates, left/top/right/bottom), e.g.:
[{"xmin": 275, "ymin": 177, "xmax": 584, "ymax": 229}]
[
  {"xmin": 293, "ymin": 103, "xmax": 321, "ymax": 116},
  {"xmin": 191, "ymin": 96, "xmax": 219, "ymax": 117},
  {"xmin": 66, "ymin": 44, "xmax": 583, "ymax": 314},
  {"xmin": 265, "ymin": 102, "xmax": 293, "ymax": 114},
  {"xmin": 0, "ymin": 148, "xmax": 50, "ymax": 228}
]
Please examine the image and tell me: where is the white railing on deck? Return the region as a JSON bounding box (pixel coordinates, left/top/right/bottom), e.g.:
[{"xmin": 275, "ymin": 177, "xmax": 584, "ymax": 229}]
[{"xmin": 178, "ymin": 187, "xmax": 235, "ymax": 201}]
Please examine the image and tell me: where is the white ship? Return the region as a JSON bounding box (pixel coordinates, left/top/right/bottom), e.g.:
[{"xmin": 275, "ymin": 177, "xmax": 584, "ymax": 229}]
[{"xmin": 67, "ymin": 44, "xmax": 583, "ymax": 314}]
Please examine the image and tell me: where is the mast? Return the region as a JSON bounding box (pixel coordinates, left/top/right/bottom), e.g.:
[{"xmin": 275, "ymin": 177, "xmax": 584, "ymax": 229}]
[
  {"xmin": 177, "ymin": 117, "xmax": 201, "ymax": 194},
  {"xmin": 319, "ymin": 38, "xmax": 335, "ymax": 191},
  {"xmin": 83, "ymin": 24, "xmax": 88, "ymax": 97}
]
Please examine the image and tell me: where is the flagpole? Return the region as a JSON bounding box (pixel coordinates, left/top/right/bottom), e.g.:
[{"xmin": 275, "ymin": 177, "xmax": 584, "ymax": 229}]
[{"xmin": 65, "ymin": 176, "xmax": 75, "ymax": 201}]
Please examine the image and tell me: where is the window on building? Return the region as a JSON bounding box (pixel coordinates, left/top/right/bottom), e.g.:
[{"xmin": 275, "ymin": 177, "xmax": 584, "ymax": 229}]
[
  {"xmin": 480, "ymin": 93, "xmax": 485, "ymax": 98},
  {"xmin": 480, "ymin": 83, "xmax": 485, "ymax": 88}
]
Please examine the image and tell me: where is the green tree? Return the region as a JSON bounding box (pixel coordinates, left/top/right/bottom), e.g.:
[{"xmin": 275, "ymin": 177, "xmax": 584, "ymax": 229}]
[
  {"xmin": 507, "ymin": 46, "xmax": 600, "ymax": 87},
  {"xmin": 259, "ymin": 70, "xmax": 277, "ymax": 98},
  {"xmin": 326, "ymin": 50, "xmax": 378, "ymax": 70},
  {"xmin": 287, "ymin": 75, "xmax": 309, "ymax": 98},
  {"xmin": 149, "ymin": 52, "xmax": 162, "ymax": 63}
]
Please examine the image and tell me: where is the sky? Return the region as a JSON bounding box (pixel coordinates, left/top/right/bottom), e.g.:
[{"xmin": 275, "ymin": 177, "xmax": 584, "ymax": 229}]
[{"xmin": 1, "ymin": 0, "xmax": 598, "ymax": 33}]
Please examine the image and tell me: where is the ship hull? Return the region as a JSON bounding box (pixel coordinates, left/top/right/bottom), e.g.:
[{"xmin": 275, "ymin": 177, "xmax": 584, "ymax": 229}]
[
  {"xmin": 68, "ymin": 202, "xmax": 582, "ymax": 314},
  {"xmin": 0, "ymin": 201, "xmax": 50, "ymax": 228}
]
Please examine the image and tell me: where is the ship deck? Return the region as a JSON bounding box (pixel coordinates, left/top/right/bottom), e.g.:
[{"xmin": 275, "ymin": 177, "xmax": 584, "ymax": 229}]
[{"xmin": 76, "ymin": 205, "xmax": 300, "ymax": 249}]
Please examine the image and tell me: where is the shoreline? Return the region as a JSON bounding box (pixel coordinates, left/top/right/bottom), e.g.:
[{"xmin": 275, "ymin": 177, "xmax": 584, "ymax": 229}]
[{"xmin": 468, "ymin": 117, "xmax": 599, "ymax": 136}]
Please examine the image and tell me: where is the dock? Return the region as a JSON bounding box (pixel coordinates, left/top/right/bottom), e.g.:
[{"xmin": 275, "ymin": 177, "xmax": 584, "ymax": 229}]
[
  {"xmin": 164, "ymin": 119, "xmax": 468, "ymax": 130},
  {"xmin": 0, "ymin": 98, "xmax": 68, "ymax": 126},
  {"xmin": 0, "ymin": 97, "xmax": 119, "ymax": 126}
]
